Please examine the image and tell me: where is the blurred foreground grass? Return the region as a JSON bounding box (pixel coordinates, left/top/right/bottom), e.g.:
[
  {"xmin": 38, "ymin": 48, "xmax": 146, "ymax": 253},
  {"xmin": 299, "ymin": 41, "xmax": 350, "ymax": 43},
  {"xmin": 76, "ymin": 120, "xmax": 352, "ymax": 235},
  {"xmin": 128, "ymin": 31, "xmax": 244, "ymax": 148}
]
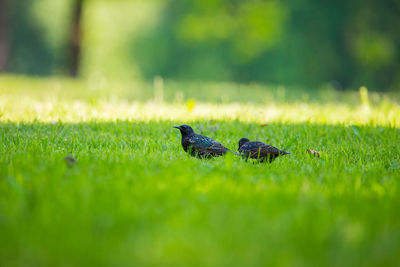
[{"xmin": 0, "ymin": 76, "xmax": 399, "ymax": 266}]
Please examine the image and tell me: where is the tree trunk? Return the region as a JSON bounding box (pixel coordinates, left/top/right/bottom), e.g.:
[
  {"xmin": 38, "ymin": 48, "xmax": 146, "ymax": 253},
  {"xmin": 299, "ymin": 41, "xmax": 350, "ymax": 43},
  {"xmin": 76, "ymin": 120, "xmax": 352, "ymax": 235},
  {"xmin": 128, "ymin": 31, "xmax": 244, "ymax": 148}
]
[
  {"xmin": 69, "ymin": 0, "xmax": 83, "ymax": 77},
  {"xmin": 0, "ymin": 0, "xmax": 9, "ymax": 72}
]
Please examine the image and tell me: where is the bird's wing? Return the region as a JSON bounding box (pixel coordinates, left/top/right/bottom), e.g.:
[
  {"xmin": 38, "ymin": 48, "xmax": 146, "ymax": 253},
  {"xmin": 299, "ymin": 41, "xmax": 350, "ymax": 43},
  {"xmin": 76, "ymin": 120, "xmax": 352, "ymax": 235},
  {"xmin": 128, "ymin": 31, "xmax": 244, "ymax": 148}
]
[
  {"xmin": 247, "ymin": 142, "xmax": 281, "ymax": 158},
  {"xmin": 259, "ymin": 145, "xmax": 281, "ymax": 155},
  {"xmin": 189, "ymin": 134, "xmax": 228, "ymax": 154}
]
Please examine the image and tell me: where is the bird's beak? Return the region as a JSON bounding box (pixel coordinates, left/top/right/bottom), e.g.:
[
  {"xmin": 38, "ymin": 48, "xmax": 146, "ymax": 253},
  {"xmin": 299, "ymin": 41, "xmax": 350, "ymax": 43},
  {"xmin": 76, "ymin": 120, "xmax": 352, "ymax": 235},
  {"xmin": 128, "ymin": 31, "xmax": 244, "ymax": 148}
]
[{"xmin": 173, "ymin": 126, "xmax": 180, "ymax": 129}]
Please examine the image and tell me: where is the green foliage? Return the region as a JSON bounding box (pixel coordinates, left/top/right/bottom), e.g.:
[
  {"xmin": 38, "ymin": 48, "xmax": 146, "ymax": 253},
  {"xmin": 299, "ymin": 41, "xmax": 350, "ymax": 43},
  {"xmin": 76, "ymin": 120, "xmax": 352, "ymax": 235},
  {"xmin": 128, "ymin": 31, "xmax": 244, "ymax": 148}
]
[
  {"xmin": 132, "ymin": 0, "xmax": 289, "ymax": 81},
  {"xmin": 131, "ymin": 0, "xmax": 400, "ymax": 90},
  {"xmin": 0, "ymin": 77, "xmax": 400, "ymax": 266},
  {"xmin": 5, "ymin": 0, "xmax": 58, "ymax": 75}
]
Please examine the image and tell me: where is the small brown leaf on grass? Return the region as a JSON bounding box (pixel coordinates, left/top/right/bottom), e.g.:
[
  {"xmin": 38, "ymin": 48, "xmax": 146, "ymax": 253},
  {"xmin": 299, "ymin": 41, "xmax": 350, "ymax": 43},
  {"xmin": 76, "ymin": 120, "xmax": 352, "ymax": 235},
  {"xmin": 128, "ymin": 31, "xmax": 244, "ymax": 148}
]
[{"xmin": 306, "ymin": 149, "xmax": 320, "ymax": 158}]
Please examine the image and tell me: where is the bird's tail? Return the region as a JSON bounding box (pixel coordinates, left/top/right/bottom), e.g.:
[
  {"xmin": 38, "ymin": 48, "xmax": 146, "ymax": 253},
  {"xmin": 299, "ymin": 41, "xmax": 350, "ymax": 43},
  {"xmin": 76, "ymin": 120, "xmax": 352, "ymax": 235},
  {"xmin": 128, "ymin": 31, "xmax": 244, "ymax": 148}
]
[{"xmin": 280, "ymin": 150, "xmax": 290, "ymax": 155}]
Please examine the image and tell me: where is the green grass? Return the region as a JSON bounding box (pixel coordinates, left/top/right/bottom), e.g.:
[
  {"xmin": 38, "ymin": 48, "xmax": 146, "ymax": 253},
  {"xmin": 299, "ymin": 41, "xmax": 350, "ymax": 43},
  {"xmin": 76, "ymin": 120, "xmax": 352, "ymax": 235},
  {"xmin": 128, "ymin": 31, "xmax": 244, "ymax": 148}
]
[{"xmin": 0, "ymin": 76, "xmax": 399, "ymax": 266}]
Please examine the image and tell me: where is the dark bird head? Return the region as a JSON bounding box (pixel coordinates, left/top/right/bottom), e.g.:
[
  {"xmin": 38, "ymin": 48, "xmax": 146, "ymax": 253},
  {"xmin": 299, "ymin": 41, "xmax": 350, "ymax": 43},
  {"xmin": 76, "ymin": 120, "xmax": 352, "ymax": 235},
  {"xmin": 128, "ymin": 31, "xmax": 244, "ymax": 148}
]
[
  {"xmin": 173, "ymin": 124, "xmax": 194, "ymax": 136},
  {"xmin": 238, "ymin": 138, "xmax": 250, "ymax": 149}
]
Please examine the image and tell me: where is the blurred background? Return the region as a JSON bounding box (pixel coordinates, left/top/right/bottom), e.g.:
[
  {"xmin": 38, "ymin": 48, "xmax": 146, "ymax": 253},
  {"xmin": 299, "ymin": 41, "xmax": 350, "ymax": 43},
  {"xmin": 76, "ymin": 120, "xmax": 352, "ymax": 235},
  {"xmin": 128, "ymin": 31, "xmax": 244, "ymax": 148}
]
[{"xmin": 0, "ymin": 0, "xmax": 399, "ymax": 92}]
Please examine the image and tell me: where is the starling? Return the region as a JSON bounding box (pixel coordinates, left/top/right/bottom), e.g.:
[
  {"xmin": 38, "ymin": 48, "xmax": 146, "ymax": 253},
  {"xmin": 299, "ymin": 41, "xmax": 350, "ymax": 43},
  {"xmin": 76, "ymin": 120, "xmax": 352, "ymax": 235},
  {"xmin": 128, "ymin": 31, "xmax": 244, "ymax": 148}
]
[
  {"xmin": 238, "ymin": 138, "xmax": 290, "ymax": 163},
  {"xmin": 174, "ymin": 124, "xmax": 238, "ymax": 158}
]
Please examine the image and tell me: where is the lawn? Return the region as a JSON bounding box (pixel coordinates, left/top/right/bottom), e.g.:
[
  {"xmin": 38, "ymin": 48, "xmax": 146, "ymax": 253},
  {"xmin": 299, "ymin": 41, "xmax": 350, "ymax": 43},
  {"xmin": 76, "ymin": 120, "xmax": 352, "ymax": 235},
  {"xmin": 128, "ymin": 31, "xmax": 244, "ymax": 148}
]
[{"xmin": 0, "ymin": 76, "xmax": 399, "ymax": 266}]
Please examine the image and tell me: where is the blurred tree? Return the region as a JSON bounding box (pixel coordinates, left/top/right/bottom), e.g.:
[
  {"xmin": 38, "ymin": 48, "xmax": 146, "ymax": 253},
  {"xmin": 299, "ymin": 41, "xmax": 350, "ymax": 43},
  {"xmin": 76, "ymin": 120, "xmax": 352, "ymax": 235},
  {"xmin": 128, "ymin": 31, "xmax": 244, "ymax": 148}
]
[
  {"xmin": 1, "ymin": 0, "xmax": 399, "ymax": 90},
  {"xmin": 68, "ymin": 0, "xmax": 83, "ymax": 77},
  {"xmin": 4, "ymin": 0, "xmax": 55, "ymax": 75},
  {"xmin": 0, "ymin": 0, "xmax": 82, "ymax": 76},
  {"xmin": 0, "ymin": 0, "xmax": 8, "ymax": 71}
]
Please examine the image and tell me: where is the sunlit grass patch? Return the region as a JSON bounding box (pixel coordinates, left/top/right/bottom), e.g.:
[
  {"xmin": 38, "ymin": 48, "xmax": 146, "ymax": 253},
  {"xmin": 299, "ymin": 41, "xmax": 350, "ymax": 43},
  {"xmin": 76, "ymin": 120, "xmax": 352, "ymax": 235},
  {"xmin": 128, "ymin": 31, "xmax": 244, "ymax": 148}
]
[
  {"xmin": 1, "ymin": 75, "xmax": 398, "ymax": 126},
  {"xmin": 1, "ymin": 97, "xmax": 399, "ymax": 127}
]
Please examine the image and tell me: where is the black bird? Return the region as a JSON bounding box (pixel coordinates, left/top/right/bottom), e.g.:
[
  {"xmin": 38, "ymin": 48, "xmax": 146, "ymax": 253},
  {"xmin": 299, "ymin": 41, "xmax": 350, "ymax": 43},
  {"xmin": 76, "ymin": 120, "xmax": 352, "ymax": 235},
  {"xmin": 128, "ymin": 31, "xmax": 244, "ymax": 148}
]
[
  {"xmin": 238, "ymin": 138, "xmax": 290, "ymax": 163},
  {"xmin": 174, "ymin": 124, "xmax": 237, "ymax": 158}
]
